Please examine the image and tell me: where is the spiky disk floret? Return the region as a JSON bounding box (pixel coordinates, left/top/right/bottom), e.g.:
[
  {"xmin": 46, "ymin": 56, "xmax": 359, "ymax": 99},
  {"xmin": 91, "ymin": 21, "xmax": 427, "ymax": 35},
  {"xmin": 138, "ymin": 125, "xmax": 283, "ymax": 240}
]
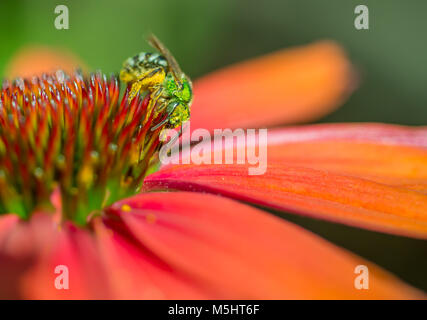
[{"xmin": 0, "ymin": 71, "xmax": 171, "ymax": 224}]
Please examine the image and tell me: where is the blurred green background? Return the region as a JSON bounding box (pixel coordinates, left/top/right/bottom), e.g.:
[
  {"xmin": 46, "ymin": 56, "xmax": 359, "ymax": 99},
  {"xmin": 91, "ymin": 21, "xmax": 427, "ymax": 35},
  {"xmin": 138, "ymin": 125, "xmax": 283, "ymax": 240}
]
[{"xmin": 0, "ymin": 0, "xmax": 426, "ymax": 291}]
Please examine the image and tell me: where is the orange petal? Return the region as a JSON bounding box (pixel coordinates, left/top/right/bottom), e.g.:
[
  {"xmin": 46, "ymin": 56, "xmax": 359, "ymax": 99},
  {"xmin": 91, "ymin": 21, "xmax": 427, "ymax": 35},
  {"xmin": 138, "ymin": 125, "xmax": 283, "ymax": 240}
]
[
  {"xmin": 5, "ymin": 46, "xmax": 85, "ymax": 79},
  {"xmin": 266, "ymin": 123, "xmax": 427, "ymax": 192},
  {"xmin": 146, "ymin": 124, "xmax": 427, "ymax": 239},
  {"xmin": 109, "ymin": 192, "xmax": 424, "ymax": 299},
  {"xmin": 191, "ymin": 41, "xmax": 354, "ymax": 131}
]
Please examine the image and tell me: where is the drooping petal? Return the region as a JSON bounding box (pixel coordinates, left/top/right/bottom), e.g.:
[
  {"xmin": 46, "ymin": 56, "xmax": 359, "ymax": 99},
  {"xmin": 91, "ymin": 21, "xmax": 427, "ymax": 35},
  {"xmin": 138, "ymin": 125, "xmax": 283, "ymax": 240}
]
[
  {"xmin": 0, "ymin": 215, "xmax": 32, "ymax": 299},
  {"xmin": 109, "ymin": 192, "xmax": 425, "ymax": 299},
  {"xmin": 5, "ymin": 46, "xmax": 85, "ymax": 79},
  {"xmin": 146, "ymin": 124, "xmax": 427, "ymax": 238},
  {"xmin": 0, "ymin": 211, "xmax": 208, "ymax": 299},
  {"xmin": 92, "ymin": 217, "xmax": 208, "ymax": 299},
  {"xmin": 0, "ymin": 212, "xmax": 111, "ymax": 299},
  {"xmin": 191, "ymin": 41, "xmax": 354, "ymax": 131}
]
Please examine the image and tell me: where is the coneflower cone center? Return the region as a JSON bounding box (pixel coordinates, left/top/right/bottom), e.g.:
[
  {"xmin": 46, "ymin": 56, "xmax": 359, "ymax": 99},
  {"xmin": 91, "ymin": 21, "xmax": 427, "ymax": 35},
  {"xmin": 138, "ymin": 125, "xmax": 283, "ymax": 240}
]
[{"xmin": 0, "ymin": 71, "xmax": 171, "ymax": 225}]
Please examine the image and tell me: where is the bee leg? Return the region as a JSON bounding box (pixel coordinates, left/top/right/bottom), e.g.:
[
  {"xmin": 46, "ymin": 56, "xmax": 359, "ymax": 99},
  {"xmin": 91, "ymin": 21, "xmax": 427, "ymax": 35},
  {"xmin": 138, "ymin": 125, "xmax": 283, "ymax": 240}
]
[
  {"xmin": 150, "ymin": 104, "xmax": 169, "ymax": 131},
  {"xmin": 166, "ymin": 125, "xmax": 183, "ymax": 153},
  {"xmin": 151, "ymin": 100, "xmax": 180, "ymax": 131},
  {"xmin": 151, "ymin": 85, "xmax": 164, "ymax": 102},
  {"xmin": 146, "ymin": 86, "xmax": 164, "ymax": 119},
  {"xmin": 127, "ymin": 67, "xmax": 166, "ymax": 103},
  {"xmin": 151, "ymin": 118, "xmax": 168, "ymax": 131},
  {"xmin": 128, "ymin": 81, "xmax": 143, "ymax": 102}
]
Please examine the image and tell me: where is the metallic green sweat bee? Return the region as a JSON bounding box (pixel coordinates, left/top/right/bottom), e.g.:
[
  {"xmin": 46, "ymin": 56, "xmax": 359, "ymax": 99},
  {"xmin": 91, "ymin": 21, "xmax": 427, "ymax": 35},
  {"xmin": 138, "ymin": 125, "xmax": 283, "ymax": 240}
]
[{"xmin": 120, "ymin": 35, "xmax": 192, "ymax": 129}]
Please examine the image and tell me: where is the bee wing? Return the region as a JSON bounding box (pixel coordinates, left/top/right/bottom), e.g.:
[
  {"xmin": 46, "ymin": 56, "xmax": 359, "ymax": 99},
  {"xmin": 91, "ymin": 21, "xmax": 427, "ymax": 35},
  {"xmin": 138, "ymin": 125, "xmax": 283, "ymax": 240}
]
[{"xmin": 148, "ymin": 34, "xmax": 184, "ymax": 83}]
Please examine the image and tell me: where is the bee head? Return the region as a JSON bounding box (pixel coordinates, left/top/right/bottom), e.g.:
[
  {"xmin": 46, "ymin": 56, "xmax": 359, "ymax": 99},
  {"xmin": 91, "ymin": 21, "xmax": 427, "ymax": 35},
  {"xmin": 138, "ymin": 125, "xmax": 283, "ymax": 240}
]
[{"xmin": 165, "ymin": 73, "xmax": 193, "ymax": 105}]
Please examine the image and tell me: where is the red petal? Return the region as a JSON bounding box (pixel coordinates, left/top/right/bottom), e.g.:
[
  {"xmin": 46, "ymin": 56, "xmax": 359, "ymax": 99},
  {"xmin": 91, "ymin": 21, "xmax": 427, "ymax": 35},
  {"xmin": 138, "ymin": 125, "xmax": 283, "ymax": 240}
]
[
  {"xmin": 146, "ymin": 124, "xmax": 427, "ymax": 238},
  {"xmin": 91, "ymin": 217, "xmax": 208, "ymax": 299},
  {"xmin": 0, "ymin": 212, "xmax": 206, "ymax": 299},
  {"xmin": 0, "ymin": 213, "xmax": 207, "ymax": 299},
  {"xmin": 191, "ymin": 41, "xmax": 354, "ymax": 131},
  {"xmin": 0, "ymin": 213, "xmax": 111, "ymax": 299},
  {"xmin": 110, "ymin": 192, "xmax": 424, "ymax": 299}
]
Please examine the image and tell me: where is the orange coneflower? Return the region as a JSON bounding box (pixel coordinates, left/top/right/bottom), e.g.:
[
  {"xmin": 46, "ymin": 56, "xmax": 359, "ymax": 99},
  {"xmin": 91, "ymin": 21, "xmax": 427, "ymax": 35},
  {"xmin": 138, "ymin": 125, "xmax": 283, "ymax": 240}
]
[{"xmin": 0, "ymin": 42, "xmax": 426, "ymax": 299}]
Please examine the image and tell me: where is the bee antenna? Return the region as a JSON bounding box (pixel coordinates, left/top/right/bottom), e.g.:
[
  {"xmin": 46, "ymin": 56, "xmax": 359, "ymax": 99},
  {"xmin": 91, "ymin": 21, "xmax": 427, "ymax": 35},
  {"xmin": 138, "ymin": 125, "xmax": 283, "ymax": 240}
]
[{"xmin": 147, "ymin": 34, "xmax": 184, "ymax": 84}]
